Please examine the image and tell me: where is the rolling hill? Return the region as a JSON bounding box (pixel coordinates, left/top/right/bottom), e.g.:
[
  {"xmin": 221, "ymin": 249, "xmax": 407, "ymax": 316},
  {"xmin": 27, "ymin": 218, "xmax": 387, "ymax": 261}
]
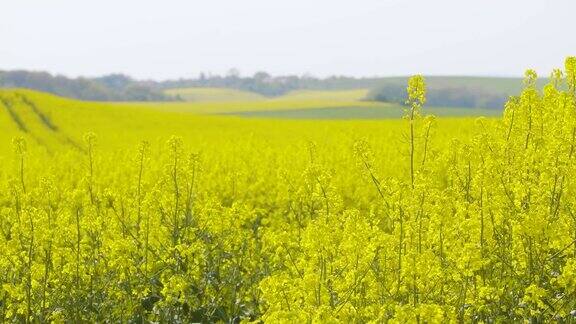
[
  {"xmin": 0, "ymin": 87, "xmax": 501, "ymax": 150},
  {"xmin": 0, "ymin": 88, "xmax": 499, "ymax": 155},
  {"xmin": 164, "ymin": 76, "xmax": 543, "ymax": 116},
  {"xmin": 164, "ymin": 87, "xmax": 266, "ymax": 102}
]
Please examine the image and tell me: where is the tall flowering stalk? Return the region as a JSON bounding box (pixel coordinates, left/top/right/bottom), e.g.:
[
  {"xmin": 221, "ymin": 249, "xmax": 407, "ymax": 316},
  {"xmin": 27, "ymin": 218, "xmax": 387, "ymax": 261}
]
[{"xmin": 406, "ymin": 75, "xmax": 426, "ymax": 189}]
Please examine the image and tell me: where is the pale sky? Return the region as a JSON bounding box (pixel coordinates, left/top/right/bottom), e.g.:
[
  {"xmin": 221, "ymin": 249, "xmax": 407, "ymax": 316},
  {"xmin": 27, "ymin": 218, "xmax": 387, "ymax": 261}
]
[{"xmin": 1, "ymin": 0, "xmax": 574, "ymax": 80}]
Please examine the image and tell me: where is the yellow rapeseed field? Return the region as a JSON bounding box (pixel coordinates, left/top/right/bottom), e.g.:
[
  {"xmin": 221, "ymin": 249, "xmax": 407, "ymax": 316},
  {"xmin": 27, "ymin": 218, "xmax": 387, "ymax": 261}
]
[{"xmin": 0, "ymin": 57, "xmax": 575, "ymax": 322}]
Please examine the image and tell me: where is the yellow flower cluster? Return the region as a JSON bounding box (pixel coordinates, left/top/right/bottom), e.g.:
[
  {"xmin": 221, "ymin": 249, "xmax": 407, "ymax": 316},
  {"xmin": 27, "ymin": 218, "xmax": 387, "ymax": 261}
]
[{"xmin": 0, "ymin": 58, "xmax": 575, "ymax": 322}]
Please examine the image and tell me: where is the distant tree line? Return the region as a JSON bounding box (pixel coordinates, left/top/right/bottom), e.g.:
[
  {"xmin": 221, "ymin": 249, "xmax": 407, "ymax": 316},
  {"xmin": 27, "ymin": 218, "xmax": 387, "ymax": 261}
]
[
  {"xmin": 0, "ymin": 71, "xmax": 174, "ymax": 101},
  {"xmin": 1, "ymin": 69, "xmax": 536, "ymax": 109},
  {"xmin": 0, "ymin": 69, "xmax": 382, "ymax": 101},
  {"xmin": 159, "ymin": 70, "xmax": 381, "ymax": 96}
]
